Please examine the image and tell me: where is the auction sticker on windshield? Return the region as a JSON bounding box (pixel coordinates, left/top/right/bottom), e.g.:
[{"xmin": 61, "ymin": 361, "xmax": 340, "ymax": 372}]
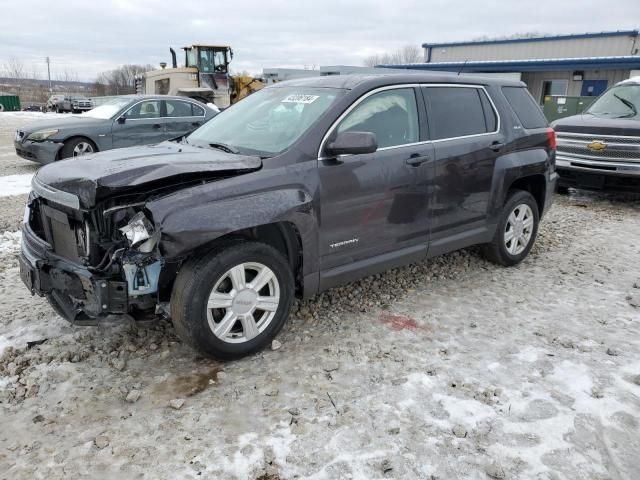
[{"xmin": 282, "ymin": 94, "xmax": 319, "ymax": 104}]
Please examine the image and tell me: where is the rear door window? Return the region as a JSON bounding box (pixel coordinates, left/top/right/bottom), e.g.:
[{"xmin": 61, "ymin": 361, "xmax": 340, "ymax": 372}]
[
  {"xmin": 165, "ymin": 100, "xmax": 195, "ymax": 117},
  {"xmin": 479, "ymin": 90, "xmax": 497, "ymax": 132},
  {"xmin": 424, "ymin": 86, "xmax": 493, "ymax": 140},
  {"xmin": 192, "ymin": 103, "xmax": 205, "ymax": 116},
  {"xmin": 501, "ymin": 86, "xmax": 548, "ymax": 129}
]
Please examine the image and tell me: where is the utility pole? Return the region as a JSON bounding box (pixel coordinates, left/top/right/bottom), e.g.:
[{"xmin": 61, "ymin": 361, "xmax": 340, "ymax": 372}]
[{"xmin": 46, "ymin": 56, "xmax": 52, "ymax": 94}]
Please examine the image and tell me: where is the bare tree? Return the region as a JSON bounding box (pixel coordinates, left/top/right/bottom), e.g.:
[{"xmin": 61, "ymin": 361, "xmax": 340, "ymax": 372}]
[
  {"xmin": 55, "ymin": 68, "xmax": 80, "ymax": 83},
  {"xmin": 95, "ymin": 64, "xmax": 155, "ymax": 95},
  {"xmin": 2, "ymin": 56, "xmax": 26, "ymax": 79},
  {"xmin": 29, "ymin": 63, "xmax": 41, "ymax": 80},
  {"xmin": 363, "ymin": 45, "xmax": 423, "ymax": 67}
]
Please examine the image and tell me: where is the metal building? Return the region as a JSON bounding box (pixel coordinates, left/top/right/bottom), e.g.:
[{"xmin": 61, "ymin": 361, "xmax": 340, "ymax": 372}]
[
  {"xmin": 263, "ymin": 68, "xmax": 320, "ymax": 85},
  {"xmin": 382, "ymin": 30, "xmax": 640, "ymax": 103}
]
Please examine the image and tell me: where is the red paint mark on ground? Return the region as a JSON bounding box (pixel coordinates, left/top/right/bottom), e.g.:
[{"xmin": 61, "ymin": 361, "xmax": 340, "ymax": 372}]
[{"xmin": 380, "ymin": 314, "xmax": 433, "ymax": 332}]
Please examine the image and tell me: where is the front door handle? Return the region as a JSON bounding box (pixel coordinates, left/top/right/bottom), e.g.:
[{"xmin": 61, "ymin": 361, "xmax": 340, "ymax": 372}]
[
  {"xmin": 192, "ymin": 122, "xmax": 202, "ymax": 127},
  {"xmin": 152, "ymin": 124, "xmax": 162, "ymax": 129},
  {"xmin": 406, "ymin": 154, "xmax": 430, "ymax": 167},
  {"xmin": 490, "ymin": 141, "xmax": 505, "ymax": 152}
]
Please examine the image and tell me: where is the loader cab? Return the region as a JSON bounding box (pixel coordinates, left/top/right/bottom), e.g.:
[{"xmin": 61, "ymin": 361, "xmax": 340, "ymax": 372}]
[{"xmin": 183, "ymin": 45, "xmax": 233, "ymax": 74}]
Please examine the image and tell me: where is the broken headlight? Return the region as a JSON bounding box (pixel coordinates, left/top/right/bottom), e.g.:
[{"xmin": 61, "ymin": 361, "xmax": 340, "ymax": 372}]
[{"xmin": 119, "ymin": 211, "xmax": 158, "ymax": 252}]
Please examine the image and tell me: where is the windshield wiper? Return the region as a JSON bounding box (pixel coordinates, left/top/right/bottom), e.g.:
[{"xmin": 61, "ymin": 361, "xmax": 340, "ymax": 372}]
[
  {"xmin": 208, "ymin": 142, "xmax": 239, "ymax": 154},
  {"xmin": 613, "ymin": 93, "xmax": 637, "ymax": 116}
]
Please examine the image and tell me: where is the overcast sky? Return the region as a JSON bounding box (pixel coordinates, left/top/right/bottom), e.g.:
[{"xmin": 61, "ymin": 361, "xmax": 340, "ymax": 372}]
[{"xmin": 1, "ymin": 0, "xmax": 639, "ymax": 81}]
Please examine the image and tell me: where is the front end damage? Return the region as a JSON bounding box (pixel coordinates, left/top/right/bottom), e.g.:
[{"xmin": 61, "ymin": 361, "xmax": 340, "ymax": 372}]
[
  {"xmin": 19, "ymin": 142, "xmax": 263, "ymax": 323},
  {"xmin": 20, "ymin": 194, "xmax": 168, "ymax": 323}
]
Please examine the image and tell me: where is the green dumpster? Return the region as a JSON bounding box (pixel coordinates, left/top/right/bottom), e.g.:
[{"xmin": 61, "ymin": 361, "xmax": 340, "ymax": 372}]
[
  {"xmin": 542, "ymin": 96, "xmax": 595, "ymax": 122},
  {"xmin": 0, "ymin": 95, "xmax": 21, "ymax": 112}
]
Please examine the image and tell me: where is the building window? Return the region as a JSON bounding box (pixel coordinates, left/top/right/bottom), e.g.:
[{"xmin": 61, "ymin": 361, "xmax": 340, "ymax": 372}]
[{"xmin": 541, "ymin": 80, "xmax": 568, "ymax": 102}]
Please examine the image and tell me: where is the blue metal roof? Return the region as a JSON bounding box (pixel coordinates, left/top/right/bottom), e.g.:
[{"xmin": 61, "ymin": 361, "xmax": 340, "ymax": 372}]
[
  {"xmin": 379, "ymin": 56, "xmax": 640, "ymax": 73},
  {"xmin": 422, "ymin": 30, "xmax": 639, "ymax": 49}
]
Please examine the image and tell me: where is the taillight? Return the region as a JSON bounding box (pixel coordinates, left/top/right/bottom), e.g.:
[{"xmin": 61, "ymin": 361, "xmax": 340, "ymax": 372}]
[{"xmin": 546, "ymin": 127, "xmax": 556, "ymax": 150}]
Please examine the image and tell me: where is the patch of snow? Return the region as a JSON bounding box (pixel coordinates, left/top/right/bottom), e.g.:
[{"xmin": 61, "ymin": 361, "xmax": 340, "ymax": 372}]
[
  {"xmin": 0, "ymin": 320, "xmax": 65, "ymax": 355},
  {"xmin": 0, "ymin": 173, "xmax": 33, "ymax": 197},
  {"xmin": 0, "ymin": 230, "xmax": 21, "ymax": 254},
  {"xmin": 205, "ymin": 432, "xmax": 262, "ymax": 479},
  {"xmin": 263, "ymin": 422, "xmax": 297, "ymax": 476},
  {"xmin": 514, "ymin": 346, "xmax": 543, "ymax": 362},
  {"xmin": 0, "ymin": 111, "xmax": 54, "ymax": 119},
  {"xmin": 432, "ymin": 393, "xmax": 496, "ymax": 429}
]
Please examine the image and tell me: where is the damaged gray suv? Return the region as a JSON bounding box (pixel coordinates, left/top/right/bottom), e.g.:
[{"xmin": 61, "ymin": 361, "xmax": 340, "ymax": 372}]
[{"xmin": 20, "ymin": 74, "xmax": 557, "ymax": 359}]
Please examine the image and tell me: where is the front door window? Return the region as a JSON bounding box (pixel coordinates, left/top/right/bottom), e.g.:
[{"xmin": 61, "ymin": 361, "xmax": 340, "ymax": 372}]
[
  {"xmin": 336, "ymin": 88, "xmax": 419, "ymax": 149},
  {"xmin": 124, "ymin": 100, "xmax": 161, "ymax": 119}
]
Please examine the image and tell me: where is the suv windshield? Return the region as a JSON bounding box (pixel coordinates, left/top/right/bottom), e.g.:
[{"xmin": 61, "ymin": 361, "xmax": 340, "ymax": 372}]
[
  {"xmin": 82, "ymin": 97, "xmax": 133, "ymax": 119},
  {"xmin": 187, "ymin": 87, "xmax": 344, "ymax": 156},
  {"xmin": 587, "ymin": 84, "xmax": 640, "ymax": 118}
]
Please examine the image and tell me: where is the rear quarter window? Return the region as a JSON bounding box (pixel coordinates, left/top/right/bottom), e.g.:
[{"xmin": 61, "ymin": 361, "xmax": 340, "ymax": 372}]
[{"xmin": 502, "ymin": 86, "xmax": 548, "ymax": 129}]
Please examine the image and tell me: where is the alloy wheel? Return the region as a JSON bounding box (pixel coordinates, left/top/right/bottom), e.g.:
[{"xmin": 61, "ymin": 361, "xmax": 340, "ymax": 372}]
[
  {"xmin": 206, "ymin": 262, "xmax": 280, "ymax": 343},
  {"xmin": 73, "ymin": 142, "xmax": 94, "ymax": 156},
  {"xmin": 504, "ymin": 203, "xmax": 534, "ymax": 255}
]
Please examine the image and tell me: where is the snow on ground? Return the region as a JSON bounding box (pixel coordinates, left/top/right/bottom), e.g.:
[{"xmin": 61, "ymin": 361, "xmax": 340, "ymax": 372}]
[
  {"xmin": 0, "ymin": 111, "xmax": 50, "ymax": 119},
  {"xmin": 0, "ymin": 192, "xmax": 638, "ymax": 479},
  {"xmin": 0, "ymin": 230, "xmax": 21, "ymax": 254},
  {"xmin": 0, "ymin": 110, "xmax": 43, "ymax": 176},
  {"xmin": 0, "ymin": 174, "xmax": 33, "ymax": 197}
]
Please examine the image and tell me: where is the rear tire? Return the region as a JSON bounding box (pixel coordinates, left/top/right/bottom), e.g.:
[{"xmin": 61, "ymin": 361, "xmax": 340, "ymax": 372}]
[
  {"xmin": 170, "ymin": 241, "xmax": 294, "ymax": 360},
  {"xmin": 482, "ymin": 190, "xmax": 539, "ymax": 266}
]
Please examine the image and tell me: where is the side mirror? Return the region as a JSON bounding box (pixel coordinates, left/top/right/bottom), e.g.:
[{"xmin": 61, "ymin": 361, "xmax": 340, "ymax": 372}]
[
  {"xmin": 326, "ymin": 131, "xmax": 377, "ymax": 156},
  {"xmin": 117, "ymin": 116, "xmax": 126, "ymax": 124}
]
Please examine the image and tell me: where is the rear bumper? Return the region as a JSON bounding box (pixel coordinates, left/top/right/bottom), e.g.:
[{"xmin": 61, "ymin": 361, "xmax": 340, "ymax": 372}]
[
  {"xmin": 14, "ymin": 139, "xmax": 62, "ymax": 164},
  {"xmin": 20, "ymin": 221, "xmax": 128, "ymax": 319}
]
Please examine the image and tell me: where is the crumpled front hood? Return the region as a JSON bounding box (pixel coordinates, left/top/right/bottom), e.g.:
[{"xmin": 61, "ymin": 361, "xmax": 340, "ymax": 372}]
[
  {"xmin": 34, "ymin": 141, "xmax": 262, "ymax": 208},
  {"xmin": 552, "ymin": 113, "xmax": 640, "ymax": 136}
]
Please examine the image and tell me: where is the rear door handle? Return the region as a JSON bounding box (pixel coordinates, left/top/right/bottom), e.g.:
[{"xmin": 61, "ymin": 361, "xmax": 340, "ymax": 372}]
[
  {"xmin": 406, "ymin": 154, "xmax": 430, "ymax": 166},
  {"xmin": 152, "ymin": 124, "xmax": 162, "ymax": 129},
  {"xmin": 490, "ymin": 141, "xmax": 505, "ymax": 152}
]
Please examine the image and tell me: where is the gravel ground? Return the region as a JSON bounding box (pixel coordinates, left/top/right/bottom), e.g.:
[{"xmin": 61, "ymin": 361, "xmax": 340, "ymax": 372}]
[{"xmin": 0, "ymin": 115, "xmax": 639, "ymax": 479}]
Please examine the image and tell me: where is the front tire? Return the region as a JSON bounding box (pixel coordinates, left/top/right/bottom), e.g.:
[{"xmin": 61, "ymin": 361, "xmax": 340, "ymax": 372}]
[
  {"xmin": 482, "ymin": 190, "xmax": 539, "ymax": 266},
  {"xmin": 59, "ymin": 138, "xmax": 96, "ymax": 159},
  {"xmin": 170, "ymin": 241, "xmax": 294, "ymax": 360}
]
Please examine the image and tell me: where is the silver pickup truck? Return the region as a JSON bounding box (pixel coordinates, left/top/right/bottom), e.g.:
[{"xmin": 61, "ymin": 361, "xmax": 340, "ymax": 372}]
[
  {"xmin": 47, "ymin": 95, "xmax": 93, "ymax": 114},
  {"xmin": 552, "ymin": 77, "xmax": 640, "ymax": 193}
]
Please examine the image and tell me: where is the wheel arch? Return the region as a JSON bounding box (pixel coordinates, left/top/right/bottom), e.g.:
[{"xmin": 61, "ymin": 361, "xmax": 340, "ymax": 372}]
[
  {"xmin": 507, "ymin": 174, "xmax": 546, "ymax": 216},
  {"xmin": 490, "ymin": 148, "xmax": 550, "ymax": 218},
  {"xmin": 158, "ymin": 221, "xmax": 305, "ymax": 301},
  {"xmin": 148, "ymin": 184, "xmax": 319, "ymax": 300},
  {"xmin": 56, "ymin": 135, "xmax": 99, "ymax": 160}
]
